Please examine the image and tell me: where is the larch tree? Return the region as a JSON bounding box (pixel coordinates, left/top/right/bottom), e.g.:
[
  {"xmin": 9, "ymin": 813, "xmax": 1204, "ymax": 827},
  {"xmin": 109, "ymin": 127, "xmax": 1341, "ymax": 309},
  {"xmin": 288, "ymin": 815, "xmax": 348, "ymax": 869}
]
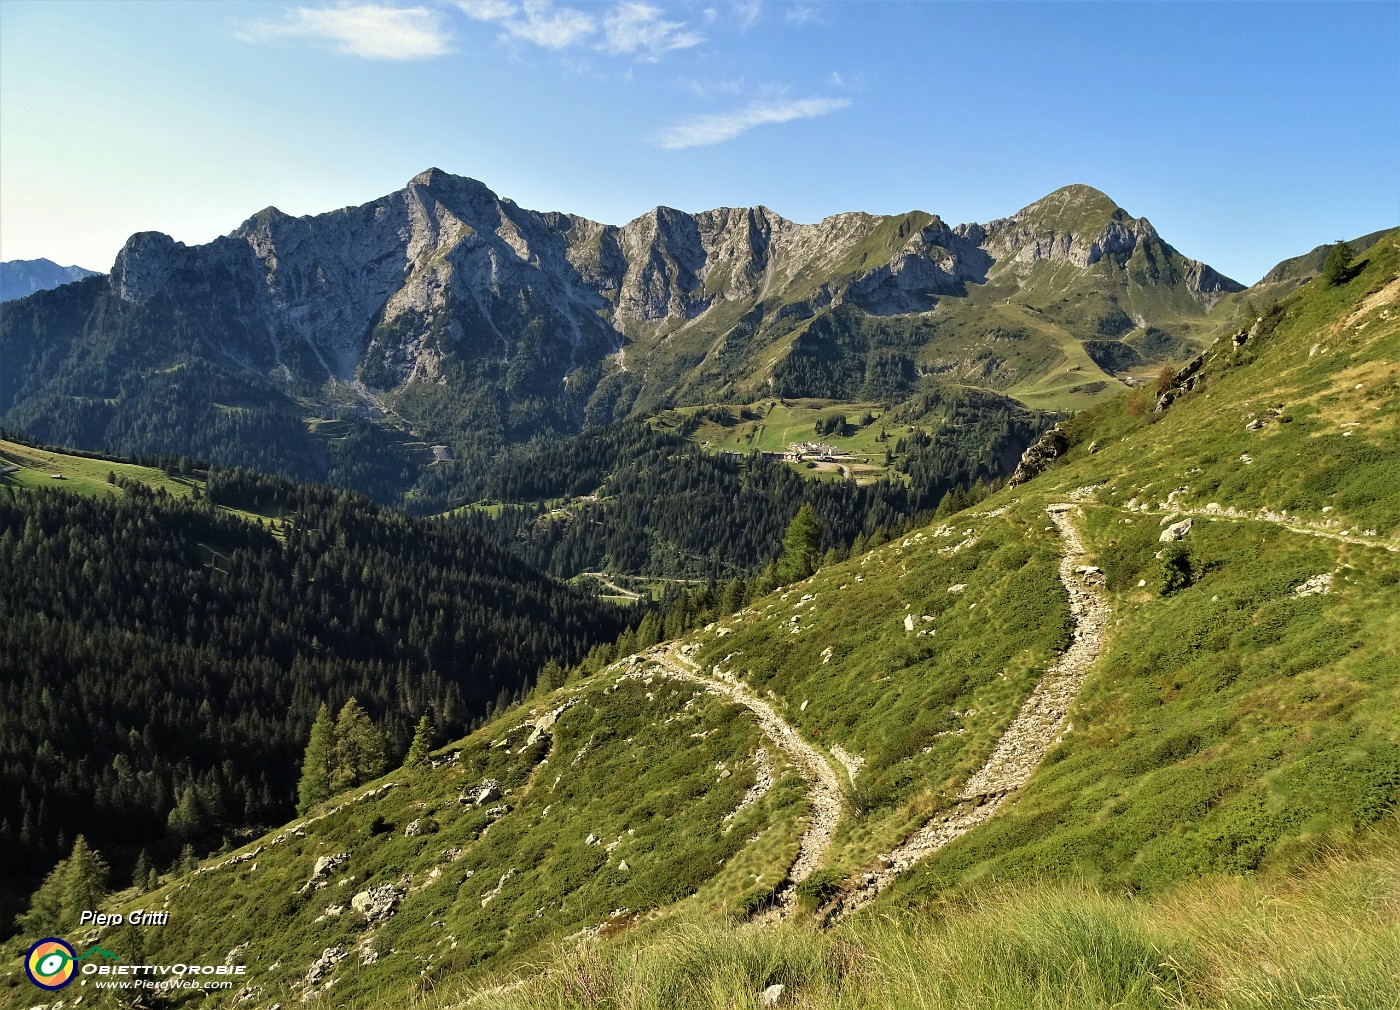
[
  {"xmin": 296, "ymin": 703, "xmax": 337, "ymax": 813},
  {"xmin": 332, "ymin": 698, "xmax": 387, "ymax": 792},
  {"xmin": 61, "ymin": 835, "xmax": 110, "ymax": 921}
]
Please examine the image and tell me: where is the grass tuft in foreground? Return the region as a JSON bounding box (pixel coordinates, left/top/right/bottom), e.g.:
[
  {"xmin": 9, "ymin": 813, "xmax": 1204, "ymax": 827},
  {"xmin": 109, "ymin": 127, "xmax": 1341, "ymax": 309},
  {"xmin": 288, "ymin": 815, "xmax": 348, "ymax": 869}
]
[{"xmin": 446, "ymin": 834, "xmax": 1400, "ymax": 1010}]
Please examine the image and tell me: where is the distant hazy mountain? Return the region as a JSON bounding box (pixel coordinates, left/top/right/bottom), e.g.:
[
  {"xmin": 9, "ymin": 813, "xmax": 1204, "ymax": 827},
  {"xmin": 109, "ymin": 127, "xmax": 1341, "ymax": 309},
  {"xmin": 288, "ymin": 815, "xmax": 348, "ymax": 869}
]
[{"xmin": 0, "ymin": 257, "xmax": 100, "ymax": 302}]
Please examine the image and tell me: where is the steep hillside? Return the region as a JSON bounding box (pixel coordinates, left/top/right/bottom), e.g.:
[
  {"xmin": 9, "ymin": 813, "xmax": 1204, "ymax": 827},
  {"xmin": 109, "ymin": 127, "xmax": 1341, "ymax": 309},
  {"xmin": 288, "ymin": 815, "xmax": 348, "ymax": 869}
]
[
  {"xmin": 4, "ymin": 235, "xmax": 1395, "ymax": 1010},
  {"xmin": 1212, "ymin": 228, "xmax": 1393, "ymax": 317},
  {"xmin": 0, "ymin": 174, "xmax": 1239, "ymax": 512}
]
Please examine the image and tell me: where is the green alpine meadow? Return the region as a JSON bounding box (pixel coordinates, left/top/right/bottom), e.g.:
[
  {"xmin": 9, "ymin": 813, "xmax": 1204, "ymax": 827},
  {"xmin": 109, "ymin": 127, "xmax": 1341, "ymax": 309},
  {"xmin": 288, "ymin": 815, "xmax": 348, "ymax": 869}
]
[
  {"xmin": 2, "ymin": 222, "xmax": 1395, "ymax": 1008},
  {"xmin": 3, "ymin": 3, "xmax": 1398, "ymax": 1005}
]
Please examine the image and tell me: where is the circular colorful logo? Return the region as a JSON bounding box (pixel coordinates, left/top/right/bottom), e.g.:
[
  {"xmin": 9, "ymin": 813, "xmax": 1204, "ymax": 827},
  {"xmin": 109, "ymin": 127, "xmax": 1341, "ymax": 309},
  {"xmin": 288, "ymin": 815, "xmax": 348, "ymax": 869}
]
[{"xmin": 25, "ymin": 938, "xmax": 77, "ymax": 990}]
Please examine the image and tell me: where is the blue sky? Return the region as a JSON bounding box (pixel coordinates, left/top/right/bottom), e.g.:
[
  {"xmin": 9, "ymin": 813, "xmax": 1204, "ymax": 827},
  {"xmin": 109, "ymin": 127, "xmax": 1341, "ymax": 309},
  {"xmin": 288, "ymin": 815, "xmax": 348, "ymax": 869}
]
[{"xmin": 1, "ymin": 1, "xmax": 1396, "ymax": 283}]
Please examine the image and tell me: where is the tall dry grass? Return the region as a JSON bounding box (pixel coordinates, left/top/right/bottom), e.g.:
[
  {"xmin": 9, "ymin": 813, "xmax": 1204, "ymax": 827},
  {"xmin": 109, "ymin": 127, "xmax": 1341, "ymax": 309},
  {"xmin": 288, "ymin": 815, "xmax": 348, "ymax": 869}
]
[{"xmin": 438, "ymin": 834, "xmax": 1399, "ymax": 1010}]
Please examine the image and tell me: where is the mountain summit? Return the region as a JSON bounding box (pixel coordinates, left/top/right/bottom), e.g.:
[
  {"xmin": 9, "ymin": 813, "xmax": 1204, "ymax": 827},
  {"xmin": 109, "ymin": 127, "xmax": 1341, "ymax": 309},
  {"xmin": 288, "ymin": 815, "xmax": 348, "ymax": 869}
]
[{"xmin": 2, "ymin": 171, "xmax": 1243, "ymax": 504}]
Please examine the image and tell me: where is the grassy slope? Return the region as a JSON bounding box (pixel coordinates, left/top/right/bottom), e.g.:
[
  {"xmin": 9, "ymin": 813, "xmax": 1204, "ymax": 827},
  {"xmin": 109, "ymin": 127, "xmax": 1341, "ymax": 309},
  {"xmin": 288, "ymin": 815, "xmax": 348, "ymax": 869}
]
[
  {"xmin": 439, "ymin": 242, "xmax": 1399, "ymax": 1010},
  {"xmin": 0, "ymin": 438, "xmax": 286, "ymax": 532},
  {"xmin": 0, "ymin": 439, "xmax": 199, "ymax": 500},
  {"xmin": 470, "ymin": 835, "xmax": 1399, "ymax": 1010},
  {"xmin": 684, "ymin": 502, "xmax": 1071, "ymax": 884},
  {"xmin": 654, "ymin": 400, "xmax": 906, "ymax": 482},
  {"xmin": 4, "ymin": 238, "xmax": 1394, "ymax": 1009},
  {"xmin": 881, "ymin": 233, "xmax": 1400, "ymax": 901},
  {"xmin": 0, "ymin": 680, "xmax": 800, "ymax": 1009},
  {"xmin": 439, "ymin": 232, "xmax": 1399, "ymax": 1007}
]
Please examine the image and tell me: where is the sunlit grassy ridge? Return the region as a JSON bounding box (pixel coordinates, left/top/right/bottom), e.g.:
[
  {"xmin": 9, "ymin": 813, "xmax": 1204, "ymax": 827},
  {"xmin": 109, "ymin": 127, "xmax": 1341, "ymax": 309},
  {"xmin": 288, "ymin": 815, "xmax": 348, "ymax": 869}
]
[
  {"xmin": 0, "ymin": 437, "xmax": 287, "ymax": 532},
  {"xmin": 0, "ymin": 438, "xmax": 198, "ymax": 500}
]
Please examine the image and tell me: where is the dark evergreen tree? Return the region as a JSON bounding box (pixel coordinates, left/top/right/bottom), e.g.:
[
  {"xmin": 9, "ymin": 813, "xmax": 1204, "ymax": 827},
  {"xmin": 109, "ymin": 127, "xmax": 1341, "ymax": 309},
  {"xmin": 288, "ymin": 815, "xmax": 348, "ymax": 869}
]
[
  {"xmin": 332, "ymin": 699, "xmax": 387, "ymax": 793},
  {"xmin": 778, "ymin": 503, "xmax": 823, "ymax": 583},
  {"xmin": 1323, "ymin": 240, "xmax": 1355, "ymax": 286}
]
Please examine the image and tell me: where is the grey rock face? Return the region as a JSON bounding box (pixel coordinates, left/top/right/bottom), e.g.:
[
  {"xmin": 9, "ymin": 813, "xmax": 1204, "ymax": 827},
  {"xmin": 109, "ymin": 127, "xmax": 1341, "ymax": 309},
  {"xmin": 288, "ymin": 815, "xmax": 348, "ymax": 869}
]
[
  {"xmin": 89, "ymin": 171, "xmax": 1239, "ymax": 407},
  {"xmin": 1008, "ymin": 426, "xmax": 1070, "ymax": 487}
]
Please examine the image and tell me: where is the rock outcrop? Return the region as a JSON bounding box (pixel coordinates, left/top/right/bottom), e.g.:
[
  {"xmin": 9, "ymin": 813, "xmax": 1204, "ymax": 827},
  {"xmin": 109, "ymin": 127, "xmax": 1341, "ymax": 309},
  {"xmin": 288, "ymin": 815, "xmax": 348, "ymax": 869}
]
[
  {"xmin": 460, "ymin": 780, "xmax": 502, "ymax": 807},
  {"xmin": 1008, "ymin": 425, "xmax": 1070, "ymax": 487},
  {"xmin": 1159, "ymin": 518, "xmax": 1193, "ymax": 542},
  {"xmin": 350, "ymin": 883, "xmax": 404, "ymax": 924}
]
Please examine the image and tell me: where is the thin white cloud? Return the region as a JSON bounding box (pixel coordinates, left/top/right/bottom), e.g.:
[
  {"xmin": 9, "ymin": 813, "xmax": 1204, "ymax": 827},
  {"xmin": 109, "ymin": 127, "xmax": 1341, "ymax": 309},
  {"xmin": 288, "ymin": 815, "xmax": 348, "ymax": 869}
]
[
  {"xmin": 657, "ymin": 95, "xmax": 850, "ymax": 149},
  {"xmin": 784, "ymin": 3, "xmax": 824, "ymax": 25},
  {"xmin": 601, "ymin": 3, "xmax": 704, "ymax": 58},
  {"xmin": 457, "ymin": 0, "xmax": 517, "ymax": 20},
  {"xmin": 501, "ymin": 0, "xmax": 598, "ymax": 49},
  {"xmin": 457, "ymin": 0, "xmax": 705, "ymax": 59},
  {"xmin": 241, "ymin": 3, "xmax": 452, "ymax": 60},
  {"xmin": 730, "ymin": 0, "xmax": 762, "ymax": 29}
]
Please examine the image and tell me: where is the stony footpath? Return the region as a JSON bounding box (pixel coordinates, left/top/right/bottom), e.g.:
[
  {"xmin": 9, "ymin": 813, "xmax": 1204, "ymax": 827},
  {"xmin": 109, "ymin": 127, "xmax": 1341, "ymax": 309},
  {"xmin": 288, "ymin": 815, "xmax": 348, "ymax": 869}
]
[
  {"xmin": 628, "ymin": 643, "xmax": 846, "ymax": 919},
  {"xmin": 824, "ymin": 504, "xmax": 1111, "ymax": 922}
]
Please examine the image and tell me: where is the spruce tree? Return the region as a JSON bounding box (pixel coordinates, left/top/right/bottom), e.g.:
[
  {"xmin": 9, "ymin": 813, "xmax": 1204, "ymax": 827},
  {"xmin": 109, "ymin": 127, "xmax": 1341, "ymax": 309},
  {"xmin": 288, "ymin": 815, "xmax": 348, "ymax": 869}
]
[
  {"xmin": 332, "ymin": 698, "xmax": 387, "ymax": 792},
  {"xmin": 133, "ymin": 849, "xmax": 155, "ymax": 892},
  {"xmin": 405, "ymin": 714, "xmax": 435, "ymax": 769},
  {"xmin": 537, "ymin": 659, "xmax": 565, "ymax": 693},
  {"xmin": 1323, "ymin": 240, "xmax": 1355, "ymax": 286},
  {"xmin": 296, "ymin": 703, "xmax": 336, "ymax": 813},
  {"xmin": 777, "ymin": 503, "xmax": 823, "ymax": 582},
  {"xmin": 166, "ymin": 786, "xmax": 209, "ymax": 840}
]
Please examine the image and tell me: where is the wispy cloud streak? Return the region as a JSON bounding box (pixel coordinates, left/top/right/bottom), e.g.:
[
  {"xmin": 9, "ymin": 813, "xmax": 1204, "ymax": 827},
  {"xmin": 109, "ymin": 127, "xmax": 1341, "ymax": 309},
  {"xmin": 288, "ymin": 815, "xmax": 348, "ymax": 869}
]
[
  {"xmin": 457, "ymin": 1, "xmax": 703, "ymax": 59},
  {"xmin": 657, "ymin": 95, "xmax": 850, "ymax": 149},
  {"xmin": 241, "ymin": 3, "xmax": 451, "ymax": 60}
]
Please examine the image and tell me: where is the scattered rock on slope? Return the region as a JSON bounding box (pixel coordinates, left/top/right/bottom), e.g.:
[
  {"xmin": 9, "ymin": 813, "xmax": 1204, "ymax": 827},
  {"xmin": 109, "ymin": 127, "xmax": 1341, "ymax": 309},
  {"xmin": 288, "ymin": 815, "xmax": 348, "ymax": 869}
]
[
  {"xmin": 1159, "ymin": 518, "xmax": 1193, "ymax": 542},
  {"xmin": 350, "ymin": 883, "xmax": 404, "ymax": 924}
]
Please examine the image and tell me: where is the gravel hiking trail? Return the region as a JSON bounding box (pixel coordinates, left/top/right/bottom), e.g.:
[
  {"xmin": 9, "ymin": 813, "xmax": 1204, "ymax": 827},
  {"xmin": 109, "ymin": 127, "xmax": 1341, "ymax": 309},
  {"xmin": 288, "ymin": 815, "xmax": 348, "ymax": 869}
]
[
  {"xmin": 824, "ymin": 503, "xmax": 1110, "ymax": 922},
  {"xmin": 634, "ymin": 644, "xmax": 845, "ymax": 920}
]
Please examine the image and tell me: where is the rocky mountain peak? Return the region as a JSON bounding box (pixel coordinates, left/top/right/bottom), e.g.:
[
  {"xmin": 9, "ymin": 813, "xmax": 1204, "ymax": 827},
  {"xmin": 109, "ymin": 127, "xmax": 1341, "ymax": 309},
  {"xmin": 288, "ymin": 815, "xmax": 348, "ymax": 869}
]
[
  {"xmin": 1016, "ymin": 184, "xmax": 1122, "ymax": 226},
  {"xmin": 110, "ymin": 230, "xmax": 185, "ymax": 303}
]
